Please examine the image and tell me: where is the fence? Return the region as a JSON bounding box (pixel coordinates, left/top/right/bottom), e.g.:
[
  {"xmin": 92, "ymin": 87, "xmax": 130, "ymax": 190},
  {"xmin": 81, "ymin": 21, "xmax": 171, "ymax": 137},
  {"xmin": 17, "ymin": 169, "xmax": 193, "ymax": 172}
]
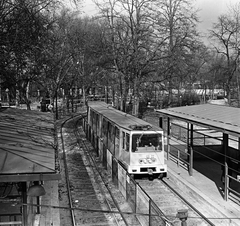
[{"xmin": 165, "ymin": 120, "xmax": 240, "ymax": 201}]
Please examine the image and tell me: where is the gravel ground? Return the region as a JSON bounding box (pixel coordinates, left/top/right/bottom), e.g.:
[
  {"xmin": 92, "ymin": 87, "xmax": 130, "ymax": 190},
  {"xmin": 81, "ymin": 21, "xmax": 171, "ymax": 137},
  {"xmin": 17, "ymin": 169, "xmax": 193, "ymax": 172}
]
[{"xmin": 57, "ymin": 115, "xmax": 140, "ymax": 226}]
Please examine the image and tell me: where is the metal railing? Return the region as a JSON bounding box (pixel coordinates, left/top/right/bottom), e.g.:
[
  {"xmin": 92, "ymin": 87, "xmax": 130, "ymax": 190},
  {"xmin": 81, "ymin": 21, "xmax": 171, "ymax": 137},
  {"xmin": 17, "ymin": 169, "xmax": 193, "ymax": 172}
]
[{"xmin": 0, "ymin": 214, "xmax": 22, "ymax": 226}]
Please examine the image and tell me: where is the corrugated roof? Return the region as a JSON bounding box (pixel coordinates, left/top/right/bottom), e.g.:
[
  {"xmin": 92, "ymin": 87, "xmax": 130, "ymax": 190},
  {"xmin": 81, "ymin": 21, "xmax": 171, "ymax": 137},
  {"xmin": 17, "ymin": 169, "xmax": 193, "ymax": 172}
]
[
  {"xmin": 0, "ymin": 107, "xmax": 60, "ymax": 182},
  {"xmin": 156, "ymin": 104, "xmax": 240, "ymax": 136}
]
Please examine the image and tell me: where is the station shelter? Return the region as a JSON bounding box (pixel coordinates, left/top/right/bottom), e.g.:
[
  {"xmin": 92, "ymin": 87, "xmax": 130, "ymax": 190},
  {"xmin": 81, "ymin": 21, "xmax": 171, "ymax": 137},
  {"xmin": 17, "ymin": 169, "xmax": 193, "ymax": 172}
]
[
  {"xmin": 156, "ymin": 104, "xmax": 240, "ymax": 201},
  {"xmin": 0, "ymin": 107, "xmax": 60, "ymax": 225}
]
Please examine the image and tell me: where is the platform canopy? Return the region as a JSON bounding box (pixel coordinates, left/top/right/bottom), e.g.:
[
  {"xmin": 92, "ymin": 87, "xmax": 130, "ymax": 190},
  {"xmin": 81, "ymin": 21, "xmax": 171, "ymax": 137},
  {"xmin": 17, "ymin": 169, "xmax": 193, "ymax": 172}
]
[
  {"xmin": 0, "ymin": 107, "xmax": 61, "ymax": 182},
  {"xmin": 156, "ymin": 104, "xmax": 240, "ymax": 137}
]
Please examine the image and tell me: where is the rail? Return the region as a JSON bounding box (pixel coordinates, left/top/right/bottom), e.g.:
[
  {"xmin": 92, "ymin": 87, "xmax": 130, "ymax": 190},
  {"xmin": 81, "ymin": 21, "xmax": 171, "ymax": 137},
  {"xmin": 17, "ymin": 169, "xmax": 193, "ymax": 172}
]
[
  {"xmin": 74, "ymin": 124, "xmax": 129, "ymax": 226},
  {"xmin": 161, "ymin": 179, "xmax": 215, "ymax": 226},
  {"xmin": 60, "ymin": 114, "xmax": 80, "ymax": 226},
  {"xmin": 84, "ymin": 117, "xmax": 173, "ymax": 226}
]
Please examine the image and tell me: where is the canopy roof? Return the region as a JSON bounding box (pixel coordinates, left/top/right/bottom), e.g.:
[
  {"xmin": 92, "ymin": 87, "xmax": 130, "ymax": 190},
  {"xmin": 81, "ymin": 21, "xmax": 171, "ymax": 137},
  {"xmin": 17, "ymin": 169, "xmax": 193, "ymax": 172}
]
[
  {"xmin": 0, "ymin": 107, "xmax": 60, "ymax": 182},
  {"xmin": 156, "ymin": 104, "xmax": 240, "ymax": 137}
]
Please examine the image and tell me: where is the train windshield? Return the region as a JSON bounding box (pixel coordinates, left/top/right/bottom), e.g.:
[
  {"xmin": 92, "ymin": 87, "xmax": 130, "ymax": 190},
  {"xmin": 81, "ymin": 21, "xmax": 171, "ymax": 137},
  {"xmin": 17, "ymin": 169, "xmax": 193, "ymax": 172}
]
[{"xmin": 132, "ymin": 133, "xmax": 162, "ymax": 152}]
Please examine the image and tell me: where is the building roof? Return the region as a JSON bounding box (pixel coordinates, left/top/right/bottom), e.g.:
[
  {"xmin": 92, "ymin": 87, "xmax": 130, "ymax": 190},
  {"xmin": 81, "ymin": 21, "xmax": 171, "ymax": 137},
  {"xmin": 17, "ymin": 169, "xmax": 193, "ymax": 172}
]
[
  {"xmin": 0, "ymin": 107, "xmax": 60, "ymax": 182},
  {"xmin": 156, "ymin": 104, "xmax": 240, "ymax": 137}
]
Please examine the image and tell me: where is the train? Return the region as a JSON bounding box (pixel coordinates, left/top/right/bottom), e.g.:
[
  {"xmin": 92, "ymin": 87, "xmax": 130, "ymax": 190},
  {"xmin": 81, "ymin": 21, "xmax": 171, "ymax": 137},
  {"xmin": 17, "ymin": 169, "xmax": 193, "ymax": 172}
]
[{"xmin": 86, "ymin": 101, "xmax": 167, "ymax": 179}]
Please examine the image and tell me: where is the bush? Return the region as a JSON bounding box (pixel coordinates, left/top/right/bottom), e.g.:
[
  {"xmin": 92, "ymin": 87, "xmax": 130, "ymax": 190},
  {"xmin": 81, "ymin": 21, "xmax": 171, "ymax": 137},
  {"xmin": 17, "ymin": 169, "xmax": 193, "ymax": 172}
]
[{"xmin": 181, "ymin": 92, "xmax": 200, "ymax": 106}]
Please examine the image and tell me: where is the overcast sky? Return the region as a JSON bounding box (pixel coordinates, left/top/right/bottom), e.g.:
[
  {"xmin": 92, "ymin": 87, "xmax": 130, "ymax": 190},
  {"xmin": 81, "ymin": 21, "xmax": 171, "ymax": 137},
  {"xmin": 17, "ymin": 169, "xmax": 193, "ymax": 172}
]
[
  {"xmin": 194, "ymin": 0, "xmax": 239, "ymax": 34},
  {"xmin": 80, "ymin": 0, "xmax": 239, "ymax": 30}
]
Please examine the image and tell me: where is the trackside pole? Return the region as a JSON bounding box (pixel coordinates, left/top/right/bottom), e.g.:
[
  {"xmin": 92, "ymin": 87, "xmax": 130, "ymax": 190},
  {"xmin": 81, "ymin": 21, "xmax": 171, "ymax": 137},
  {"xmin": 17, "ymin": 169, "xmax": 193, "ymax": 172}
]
[{"xmin": 177, "ymin": 209, "xmax": 188, "ymax": 226}]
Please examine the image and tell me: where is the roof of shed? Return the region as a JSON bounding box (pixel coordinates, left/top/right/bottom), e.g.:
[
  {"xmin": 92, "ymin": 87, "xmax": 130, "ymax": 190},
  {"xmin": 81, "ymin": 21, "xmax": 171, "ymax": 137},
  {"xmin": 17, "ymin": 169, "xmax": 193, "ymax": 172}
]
[
  {"xmin": 156, "ymin": 104, "xmax": 240, "ymax": 137},
  {"xmin": 0, "ymin": 107, "xmax": 60, "ymax": 182}
]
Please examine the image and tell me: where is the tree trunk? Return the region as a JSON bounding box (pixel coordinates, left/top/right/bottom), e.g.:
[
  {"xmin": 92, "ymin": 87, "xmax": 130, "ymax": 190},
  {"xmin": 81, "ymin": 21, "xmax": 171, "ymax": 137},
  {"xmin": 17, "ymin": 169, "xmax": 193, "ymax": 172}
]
[{"xmin": 26, "ymin": 81, "xmax": 31, "ymax": 110}]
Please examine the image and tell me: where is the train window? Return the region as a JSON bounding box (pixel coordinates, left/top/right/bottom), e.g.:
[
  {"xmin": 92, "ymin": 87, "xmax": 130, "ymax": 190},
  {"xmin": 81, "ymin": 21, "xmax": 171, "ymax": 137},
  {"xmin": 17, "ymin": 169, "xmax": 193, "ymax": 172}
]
[
  {"xmin": 115, "ymin": 127, "xmax": 119, "ymax": 139},
  {"xmin": 96, "ymin": 114, "xmax": 99, "ymax": 133},
  {"xmin": 103, "ymin": 118, "xmax": 108, "ymax": 136},
  {"xmin": 132, "ymin": 133, "xmax": 162, "ymax": 152},
  {"xmin": 122, "ymin": 132, "xmax": 125, "ymax": 149},
  {"xmin": 90, "ymin": 110, "xmax": 94, "ymax": 126},
  {"xmin": 108, "ymin": 122, "xmax": 114, "ymax": 142},
  {"xmin": 126, "ymin": 133, "xmax": 130, "ymax": 152},
  {"xmin": 93, "ymin": 112, "xmax": 96, "ymax": 131}
]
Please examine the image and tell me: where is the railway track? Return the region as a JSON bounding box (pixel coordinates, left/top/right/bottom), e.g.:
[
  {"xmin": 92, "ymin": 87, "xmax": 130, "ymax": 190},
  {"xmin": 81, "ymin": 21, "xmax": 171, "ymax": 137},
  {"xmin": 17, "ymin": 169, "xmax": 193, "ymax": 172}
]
[
  {"xmin": 58, "ymin": 113, "xmax": 221, "ymax": 226},
  {"xmin": 136, "ymin": 178, "xmax": 215, "ymax": 226},
  {"xmin": 58, "ymin": 114, "xmax": 141, "ymax": 226}
]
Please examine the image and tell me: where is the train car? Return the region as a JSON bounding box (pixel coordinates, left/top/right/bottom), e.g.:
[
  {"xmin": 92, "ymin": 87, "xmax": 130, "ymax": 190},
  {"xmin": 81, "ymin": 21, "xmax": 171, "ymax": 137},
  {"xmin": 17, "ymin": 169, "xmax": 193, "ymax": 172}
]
[{"xmin": 86, "ymin": 101, "xmax": 167, "ymax": 178}]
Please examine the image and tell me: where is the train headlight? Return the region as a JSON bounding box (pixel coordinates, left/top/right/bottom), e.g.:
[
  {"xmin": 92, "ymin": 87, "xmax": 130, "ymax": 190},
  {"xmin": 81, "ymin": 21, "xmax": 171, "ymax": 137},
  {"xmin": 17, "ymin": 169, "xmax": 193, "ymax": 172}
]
[
  {"xmin": 139, "ymin": 159, "xmax": 147, "ymax": 164},
  {"xmin": 147, "ymin": 158, "xmax": 152, "ymax": 163}
]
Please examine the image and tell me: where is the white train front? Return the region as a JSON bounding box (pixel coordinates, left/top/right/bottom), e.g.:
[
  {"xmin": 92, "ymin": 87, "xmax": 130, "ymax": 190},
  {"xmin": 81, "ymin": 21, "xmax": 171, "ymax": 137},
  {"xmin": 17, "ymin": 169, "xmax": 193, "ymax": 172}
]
[{"xmin": 86, "ymin": 101, "xmax": 167, "ymax": 179}]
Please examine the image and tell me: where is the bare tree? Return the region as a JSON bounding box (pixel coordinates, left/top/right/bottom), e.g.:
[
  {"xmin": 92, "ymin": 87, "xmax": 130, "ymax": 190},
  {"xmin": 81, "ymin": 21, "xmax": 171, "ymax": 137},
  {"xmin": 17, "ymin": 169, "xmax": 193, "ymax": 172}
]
[
  {"xmin": 0, "ymin": 0, "xmax": 58, "ymax": 109},
  {"xmin": 155, "ymin": 0, "xmax": 200, "ymax": 106},
  {"xmin": 209, "ymin": 3, "xmax": 240, "ymax": 104},
  {"xmin": 94, "ymin": 0, "xmax": 170, "ymax": 114}
]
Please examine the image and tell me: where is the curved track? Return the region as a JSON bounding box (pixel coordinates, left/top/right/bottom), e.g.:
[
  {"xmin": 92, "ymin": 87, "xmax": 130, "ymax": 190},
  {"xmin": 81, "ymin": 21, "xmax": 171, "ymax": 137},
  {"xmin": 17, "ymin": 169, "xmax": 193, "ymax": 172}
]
[
  {"xmin": 58, "ymin": 112, "xmax": 217, "ymax": 226},
  {"xmin": 59, "ymin": 114, "xmax": 139, "ymax": 226}
]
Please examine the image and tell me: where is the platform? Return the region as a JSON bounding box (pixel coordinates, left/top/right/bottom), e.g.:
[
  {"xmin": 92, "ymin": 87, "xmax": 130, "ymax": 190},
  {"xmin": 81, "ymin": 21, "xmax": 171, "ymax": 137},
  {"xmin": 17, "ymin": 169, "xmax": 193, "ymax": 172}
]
[{"xmin": 166, "ymin": 156, "xmax": 240, "ymax": 226}]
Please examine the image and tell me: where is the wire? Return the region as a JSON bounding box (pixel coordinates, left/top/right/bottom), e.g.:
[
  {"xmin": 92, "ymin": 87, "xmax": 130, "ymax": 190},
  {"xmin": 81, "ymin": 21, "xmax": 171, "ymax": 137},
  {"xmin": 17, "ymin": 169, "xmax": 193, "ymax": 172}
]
[{"xmin": 21, "ymin": 202, "xmax": 240, "ymax": 220}]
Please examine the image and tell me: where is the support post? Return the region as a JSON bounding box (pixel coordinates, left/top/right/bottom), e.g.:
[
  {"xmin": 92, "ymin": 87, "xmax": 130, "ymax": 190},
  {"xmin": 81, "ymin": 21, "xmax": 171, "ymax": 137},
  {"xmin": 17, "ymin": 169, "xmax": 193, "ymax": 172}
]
[
  {"xmin": 149, "ymin": 199, "xmax": 152, "ymax": 226},
  {"xmin": 223, "ymin": 133, "xmax": 229, "ymax": 201},
  {"xmin": 224, "ymin": 162, "xmax": 229, "ymax": 201},
  {"xmin": 189, "ymin": 124, "xmax": 194, "ymax": 176},
  {"xmin": 22, "ymin": 182, "xmax": 27, "ymax": 226},
  {"xmin": 167, "ymin": 117, "xmax": 170, "ymax": 160}
]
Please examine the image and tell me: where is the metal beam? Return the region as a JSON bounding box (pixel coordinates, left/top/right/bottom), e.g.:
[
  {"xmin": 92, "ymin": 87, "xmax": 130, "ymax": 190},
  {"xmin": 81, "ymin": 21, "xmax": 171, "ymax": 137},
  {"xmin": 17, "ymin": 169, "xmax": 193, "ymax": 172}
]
[{"xmin": 0, "ymin": 173, "xmax": 61, "ymax": 182}]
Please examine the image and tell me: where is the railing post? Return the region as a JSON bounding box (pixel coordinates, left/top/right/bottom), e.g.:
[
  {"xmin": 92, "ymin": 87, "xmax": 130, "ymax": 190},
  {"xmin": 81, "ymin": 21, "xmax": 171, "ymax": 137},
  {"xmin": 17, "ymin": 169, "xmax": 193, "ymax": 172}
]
[
  {"xmin": 190, "ymin": 124, "xmax": 194, "ymax": 176},
  {"xmin": 224, "ymin": 162, "xmax": 229, "ymax": 201},
  {"xmin": 189, "ymin": 147, "xmax": 193, "ymax": 176},
  {"xmin": 134, "ymin": 182, "xmax": 137, "ymax": 214},
  {"xmin": 223, "ymin": 133, "xmax": 229, "ymax": 201},
  {"xmin": 149, "ymin": 199, "xmax": 152, "ymax": 226}
]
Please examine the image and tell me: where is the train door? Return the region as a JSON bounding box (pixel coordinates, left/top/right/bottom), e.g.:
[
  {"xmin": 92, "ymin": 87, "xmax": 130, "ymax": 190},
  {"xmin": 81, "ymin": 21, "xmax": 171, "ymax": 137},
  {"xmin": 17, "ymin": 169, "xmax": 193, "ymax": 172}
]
[
  {"xmin": 107, "ymin": 122, "xmax": 115, "ymax": 155},
  {"xmin": 96, "ymin": 113, "xmax": 100, "ymax": 156},
  {"xmin": 112, "ymin": 126, "xmax": 120, "ymax": 185},
  {"xmin": 114, "ymin": 127, "xmax": 120, "ymax": 158},
  {"xmin": 119, "ymin": 130, "xmax": 130, "ymax": 167},
  {"xmin": 102, "ymin": 117, "xmax": 108, "ymax": 169},
  {"xmin": 98, "ymin": 115, "xmax": 103, "ymax": 161},
  {"xmin": 92, "ymin": 111, "xmax": 96, "ymax": 148}
]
